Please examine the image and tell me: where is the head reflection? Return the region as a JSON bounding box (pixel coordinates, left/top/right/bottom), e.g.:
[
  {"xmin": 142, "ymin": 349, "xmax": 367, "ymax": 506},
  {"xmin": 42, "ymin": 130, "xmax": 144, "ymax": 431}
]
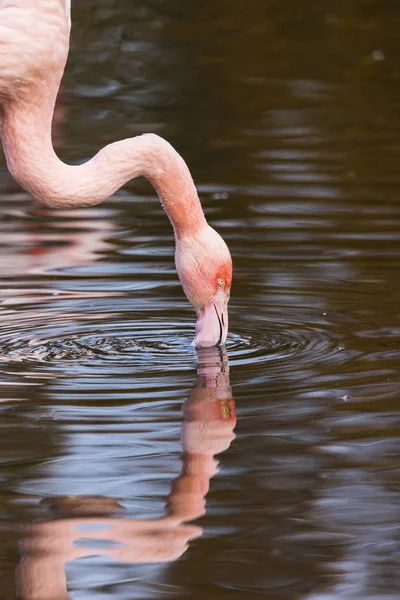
[{"xmin": 17, "ymin": 347, "xmax": 236, "ymax": 599}]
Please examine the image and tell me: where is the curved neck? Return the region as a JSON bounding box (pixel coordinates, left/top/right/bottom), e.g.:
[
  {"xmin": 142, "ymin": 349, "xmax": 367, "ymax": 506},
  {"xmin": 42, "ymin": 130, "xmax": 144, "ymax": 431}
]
[{"xmin": 0, "ymin": 89, "xmax": 206, "ymax": 237}]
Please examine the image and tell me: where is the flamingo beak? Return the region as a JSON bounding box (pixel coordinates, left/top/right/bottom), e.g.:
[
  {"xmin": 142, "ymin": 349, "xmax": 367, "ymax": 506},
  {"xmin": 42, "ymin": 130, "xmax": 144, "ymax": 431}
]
[{"xmin": 193, "ymin": 288, "xmax": 229, "ymax": 347}]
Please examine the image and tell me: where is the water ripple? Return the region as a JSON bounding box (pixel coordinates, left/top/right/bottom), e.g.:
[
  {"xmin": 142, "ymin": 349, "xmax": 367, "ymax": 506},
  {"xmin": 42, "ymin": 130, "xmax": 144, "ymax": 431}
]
[
  {"xmin": 0, "ymin": 306, "xmax": 344, "ymax": 379},
  {"xmin": 227, "ymin": 324, "xmax": 343, "ymax": 369},
  {"xmin": 0, "ymin": 314, "xmax": 194, "ymax": 371}
]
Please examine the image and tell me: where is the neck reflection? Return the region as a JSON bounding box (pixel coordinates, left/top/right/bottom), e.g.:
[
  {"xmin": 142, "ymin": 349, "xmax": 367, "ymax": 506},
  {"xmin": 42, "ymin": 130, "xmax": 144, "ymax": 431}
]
[{"xmin": 17, "ymin": 347, "xmax": 236, "ymax": 599}]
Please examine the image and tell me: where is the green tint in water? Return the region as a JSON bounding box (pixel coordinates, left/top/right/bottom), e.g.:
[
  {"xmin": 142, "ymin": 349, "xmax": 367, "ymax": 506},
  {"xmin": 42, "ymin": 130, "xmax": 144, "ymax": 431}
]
[{"xmin": 0, "ymin": 0, "xmax": 399, "ymax": 598}]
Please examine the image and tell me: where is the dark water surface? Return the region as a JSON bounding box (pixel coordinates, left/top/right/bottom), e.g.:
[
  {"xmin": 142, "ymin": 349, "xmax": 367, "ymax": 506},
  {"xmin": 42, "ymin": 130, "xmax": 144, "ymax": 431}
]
[{"xmin": 0, "ymin": 0, "xmax": 400, "ymax": 598}]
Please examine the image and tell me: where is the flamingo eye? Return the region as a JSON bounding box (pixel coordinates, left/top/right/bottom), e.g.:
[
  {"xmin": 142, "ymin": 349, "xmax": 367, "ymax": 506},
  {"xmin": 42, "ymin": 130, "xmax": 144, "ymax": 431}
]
[{"xmin": 217, "ymin": 277, "xmax": 225, "ymax": 287}]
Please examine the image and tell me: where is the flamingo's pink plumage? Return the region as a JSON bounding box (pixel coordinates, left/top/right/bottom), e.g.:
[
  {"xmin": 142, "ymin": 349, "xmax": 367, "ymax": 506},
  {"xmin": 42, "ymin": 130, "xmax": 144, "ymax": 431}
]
[{"xmin": 0, "ymin": 0, "xmax": 232, "ymax": 346}]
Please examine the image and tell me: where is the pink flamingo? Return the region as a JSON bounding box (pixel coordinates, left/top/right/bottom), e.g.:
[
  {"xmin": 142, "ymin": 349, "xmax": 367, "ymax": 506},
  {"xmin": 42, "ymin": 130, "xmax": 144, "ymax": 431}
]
[{"xmin": 0, "ymin": 0, "xmax": 232, "ymax": 346}]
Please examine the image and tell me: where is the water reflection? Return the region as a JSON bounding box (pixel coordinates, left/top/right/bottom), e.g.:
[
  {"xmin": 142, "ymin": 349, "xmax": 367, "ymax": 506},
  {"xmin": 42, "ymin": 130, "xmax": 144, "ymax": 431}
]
[
  {"xmin": 0, "ymin": 204, "xmax": 114, "ymax": 278},
  {"xmin": 16, "ymin": 347, "xmax": 236, "ymax": 598}
]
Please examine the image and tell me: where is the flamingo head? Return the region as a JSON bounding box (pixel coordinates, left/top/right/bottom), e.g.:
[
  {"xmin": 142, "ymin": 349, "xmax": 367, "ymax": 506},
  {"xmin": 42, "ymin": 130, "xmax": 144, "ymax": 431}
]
[{"xmin": 175, "ymin": 225, "xmax": 232, "ymax": 347}]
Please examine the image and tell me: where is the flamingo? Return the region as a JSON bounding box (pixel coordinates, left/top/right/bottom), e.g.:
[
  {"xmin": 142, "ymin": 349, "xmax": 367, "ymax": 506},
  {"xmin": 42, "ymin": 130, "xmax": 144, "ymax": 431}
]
[{"xmin": 0, "ymin": 0, "xmax": 232, "ymax": 347}]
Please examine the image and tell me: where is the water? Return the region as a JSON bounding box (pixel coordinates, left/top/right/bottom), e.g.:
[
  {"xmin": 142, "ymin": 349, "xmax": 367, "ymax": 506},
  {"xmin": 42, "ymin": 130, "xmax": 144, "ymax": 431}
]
[{"xmin": 0, "ymin": 0, "xmax": 399, "ymax": 598}]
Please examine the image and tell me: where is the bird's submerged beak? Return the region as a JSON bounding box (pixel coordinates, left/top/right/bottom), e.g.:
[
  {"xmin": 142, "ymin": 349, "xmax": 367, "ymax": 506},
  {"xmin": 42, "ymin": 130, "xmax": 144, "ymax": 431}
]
[{"xmin": 193, "ymin": 288, "xmax": 229, "ymax": 347}]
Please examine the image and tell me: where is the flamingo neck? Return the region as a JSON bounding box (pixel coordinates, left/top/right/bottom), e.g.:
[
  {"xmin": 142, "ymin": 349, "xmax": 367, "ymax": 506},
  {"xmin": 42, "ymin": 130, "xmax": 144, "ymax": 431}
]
[{"xmin": 0, "ymin": 90, "xmax": 206, "ymax": 237}]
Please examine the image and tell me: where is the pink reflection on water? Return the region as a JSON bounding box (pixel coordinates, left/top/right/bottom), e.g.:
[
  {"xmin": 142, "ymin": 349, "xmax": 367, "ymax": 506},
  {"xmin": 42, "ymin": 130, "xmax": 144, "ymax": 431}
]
[{"xmin": 16, "ymin": 347, "xmax": 236, "ymax": 598}]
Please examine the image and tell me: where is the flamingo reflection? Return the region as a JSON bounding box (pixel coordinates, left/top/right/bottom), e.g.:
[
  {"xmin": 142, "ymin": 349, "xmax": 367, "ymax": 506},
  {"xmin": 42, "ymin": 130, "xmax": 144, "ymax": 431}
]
[{"xmin": 16, "ymin": 347, "xmax": 236, "ymax": 599}]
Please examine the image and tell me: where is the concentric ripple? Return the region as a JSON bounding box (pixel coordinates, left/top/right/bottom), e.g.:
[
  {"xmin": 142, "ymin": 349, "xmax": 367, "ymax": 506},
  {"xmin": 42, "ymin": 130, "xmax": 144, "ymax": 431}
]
[
  {"xmin": 227, "ymin": 326, "xmax": 343, "ymax": 366},
  {"xmin": 0, "ymin": 304, "xmax": 347, "ymax": 380},
  {"xmin": 0, "ymin": 310, "xmax": 196, "ymax": 372}
]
